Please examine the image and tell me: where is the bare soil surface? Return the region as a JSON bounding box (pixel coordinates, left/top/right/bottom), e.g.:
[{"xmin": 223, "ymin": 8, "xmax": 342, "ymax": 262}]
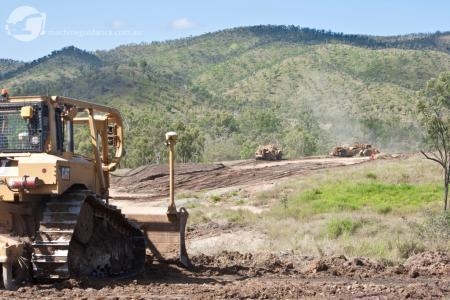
[
  {"xmin": 2, "ymin": 251, "xmax": 448, "ymax": 299},
  {"xmin": 2, "ymin": 154, "xmax": 449, "ymax": 299}
]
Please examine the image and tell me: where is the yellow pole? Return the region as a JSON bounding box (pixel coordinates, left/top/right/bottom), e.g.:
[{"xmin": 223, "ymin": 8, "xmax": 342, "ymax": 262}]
[{"xmin": 166, "ymin": 132, "xmax": 177, "ymax": 215}]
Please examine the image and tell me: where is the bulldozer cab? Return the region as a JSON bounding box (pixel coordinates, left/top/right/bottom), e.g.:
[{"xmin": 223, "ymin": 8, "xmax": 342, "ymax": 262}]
[
  {"xmin": 0, "ymin": 95, "xmax": 124, "ymax": 154},
  {"xmin": 0, "ymin": 102, "xmax": 46, "ymax": 153},
  {"xmin": 0, "ymin": 96, "xmax": 124, "ymax": 200}
]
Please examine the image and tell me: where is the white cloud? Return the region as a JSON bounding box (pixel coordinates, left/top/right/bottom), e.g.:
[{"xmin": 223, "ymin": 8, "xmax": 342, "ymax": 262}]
[
  {"xmin": 170, "ymin": 18, "xmax": 197, "ymax": 30},
  {"xmin": 111, "ymin": 19, "xmax": 126, "ymax": 30}
]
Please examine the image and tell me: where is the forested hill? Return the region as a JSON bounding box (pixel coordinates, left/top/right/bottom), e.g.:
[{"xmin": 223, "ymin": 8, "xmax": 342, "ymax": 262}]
[{"xmin": 1, "ymin": 26, "xmax": 450, "ymax": 167}]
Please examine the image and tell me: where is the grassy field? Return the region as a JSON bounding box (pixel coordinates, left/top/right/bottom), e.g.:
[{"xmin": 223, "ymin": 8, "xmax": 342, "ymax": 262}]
[{"xmin": 186, "ymin": 154, "xmax": 450, "ymax": 263}]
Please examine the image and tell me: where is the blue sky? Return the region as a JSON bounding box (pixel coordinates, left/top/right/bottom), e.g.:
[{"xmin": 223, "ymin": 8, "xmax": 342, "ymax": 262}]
[{"xmin": 1, "ymin": 0, "xmax": 450, "ymax": 61}]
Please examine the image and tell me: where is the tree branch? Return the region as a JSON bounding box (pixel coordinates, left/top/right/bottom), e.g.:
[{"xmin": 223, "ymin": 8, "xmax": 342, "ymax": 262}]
[{"xmin": 421, "ymin": 150, "xmax": 446, "ymax": 168}]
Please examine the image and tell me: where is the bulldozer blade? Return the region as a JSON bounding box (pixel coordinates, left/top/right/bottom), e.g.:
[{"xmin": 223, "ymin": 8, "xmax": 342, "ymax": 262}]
[{"xmin": 128, "ymin": 207, "xmax": 191, "ymax": 268}]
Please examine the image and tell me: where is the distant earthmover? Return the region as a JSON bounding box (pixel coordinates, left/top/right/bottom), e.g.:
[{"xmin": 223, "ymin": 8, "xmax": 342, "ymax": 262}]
[
  {"xmin": 255, "ymin": 144, "xmax": 283, "ymax": 160},
  {"xmin": 330, "ymin": 143, "xmax": 379, "ymax": 157}
]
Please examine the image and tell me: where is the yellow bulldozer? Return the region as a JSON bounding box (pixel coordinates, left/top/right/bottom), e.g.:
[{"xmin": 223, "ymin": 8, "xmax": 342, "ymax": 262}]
[
  {"xmin": 0, "ymin": 93, "xmax": 189, "ymax": 289},
  {"xmin": 255, "ymin": 144, "xmax": 282, "ymax": 161}
]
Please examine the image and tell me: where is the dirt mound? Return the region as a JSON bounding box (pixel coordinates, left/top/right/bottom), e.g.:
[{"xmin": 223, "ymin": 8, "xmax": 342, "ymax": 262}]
[
  {"xmin": 192, "ymin": 251, "xmax": 296, "ymax": 277},
  {"xmin": 403, "ymin": 251, "xmax": 450, "ymax": 276},
  {"xmin": 302, "ymin": 255, "xmax": 386, "ymax": 277}
]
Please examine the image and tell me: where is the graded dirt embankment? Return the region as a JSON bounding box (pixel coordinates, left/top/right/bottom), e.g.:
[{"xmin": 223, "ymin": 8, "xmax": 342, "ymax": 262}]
[{"xmin": 111, "ymin": 156, "xmax": 371, "ymax": 200}]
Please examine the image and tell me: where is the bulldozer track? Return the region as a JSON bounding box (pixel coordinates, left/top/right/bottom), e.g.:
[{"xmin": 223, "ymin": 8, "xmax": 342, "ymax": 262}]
[{"xmin": 31, "ymin": 189, "xmax": 145, "ymax": 280}]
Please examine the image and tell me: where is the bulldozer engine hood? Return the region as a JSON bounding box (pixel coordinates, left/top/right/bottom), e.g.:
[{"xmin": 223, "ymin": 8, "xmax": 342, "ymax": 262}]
[{"xmin": 0, "ymin": 153, "xmax": 94, "ymax": 201}]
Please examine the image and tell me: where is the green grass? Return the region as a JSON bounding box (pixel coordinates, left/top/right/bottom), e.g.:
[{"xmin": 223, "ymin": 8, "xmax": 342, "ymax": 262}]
[{"xmin": 276, "ymin": 181, "xmax": 441, "ymax": 217}]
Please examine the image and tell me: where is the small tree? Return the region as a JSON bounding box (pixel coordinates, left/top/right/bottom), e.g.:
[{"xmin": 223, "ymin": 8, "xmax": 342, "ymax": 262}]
[
  {"xmin": 417, "ymin": 72, "xmax": 450, "ymax": 210},
  {"xmin": 174, "ymin": 122, "xmax": 205, "ymax": 163}
]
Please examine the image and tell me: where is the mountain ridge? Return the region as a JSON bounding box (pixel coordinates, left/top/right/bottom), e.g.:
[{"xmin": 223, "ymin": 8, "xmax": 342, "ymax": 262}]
[{"xmin": 1, "ymin": 25, "xmax": 449, "ymax": 166}]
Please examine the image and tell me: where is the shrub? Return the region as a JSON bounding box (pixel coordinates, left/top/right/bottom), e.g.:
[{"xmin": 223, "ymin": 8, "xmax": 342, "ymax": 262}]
[
  {"xmin": 365, "ymin": 172, "xmax": 377, "ymax": 179},
  {"xmin": 210, "ymin": 195, "xmax": 221, "ymax": 203},
  {"xmin": 416, "ymin": 210, "xmax": 450, "ymax": 242},
  {"xmin": 326, "ymin": 218, "xmax": 362, "ymax": 238},
  {"xmin": 396, "ymin": 240, "xmax": 425, "ymax": 259},
  {"xmin": 377, "ymin": 205, "xmax": 392, "ymax": 214},
  {"xmin": 281, "ymin": 193, "xmax": 288, "ymax": 209}
]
